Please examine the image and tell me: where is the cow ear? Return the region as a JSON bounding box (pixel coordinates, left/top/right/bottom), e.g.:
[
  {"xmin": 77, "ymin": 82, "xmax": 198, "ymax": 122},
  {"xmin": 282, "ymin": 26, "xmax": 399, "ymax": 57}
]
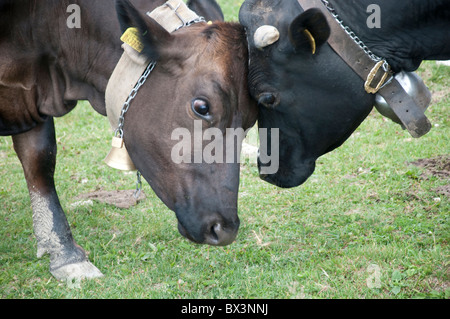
[
  {"xmin": 289, "ymin": 8, "xmax": 330, "ymax": 54},
  {"xmin": 115, "ymin": 0, "xmax": 172, "ymax": 61}
]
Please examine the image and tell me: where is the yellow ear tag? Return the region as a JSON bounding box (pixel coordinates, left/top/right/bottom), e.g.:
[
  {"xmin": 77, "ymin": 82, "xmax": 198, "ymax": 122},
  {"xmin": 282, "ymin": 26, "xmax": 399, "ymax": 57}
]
[
  {"xmin": 207, "ymin": 21, "xmax": 213, "ymax": 25},
  {"xmin": 120, "ymin": 27, "xmax": 144, "ymax": 53},
  {"xmin": 303, "ymin": 29, "xmax": 316, "ymax": 55}
]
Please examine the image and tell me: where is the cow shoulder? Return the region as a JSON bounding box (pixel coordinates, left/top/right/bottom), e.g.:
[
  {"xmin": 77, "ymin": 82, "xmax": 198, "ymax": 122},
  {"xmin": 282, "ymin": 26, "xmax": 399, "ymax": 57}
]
[{"xmin": 0, "ymin": 43, "xmax": 75, "ymax": 135}]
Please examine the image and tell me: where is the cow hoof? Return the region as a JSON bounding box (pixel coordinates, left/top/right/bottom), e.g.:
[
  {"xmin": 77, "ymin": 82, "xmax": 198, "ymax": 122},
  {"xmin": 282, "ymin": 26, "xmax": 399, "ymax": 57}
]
[{"xmin": 51, "ymin": 261, "xmax": 104, "ymax": 281}]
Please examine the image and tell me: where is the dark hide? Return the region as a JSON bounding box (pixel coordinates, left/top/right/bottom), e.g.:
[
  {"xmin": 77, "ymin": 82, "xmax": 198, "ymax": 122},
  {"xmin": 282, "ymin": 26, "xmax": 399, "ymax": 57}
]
[
  {"xmin": 239, "ymin": 0, "xmax": 450, "ymax": 188},
  {"xmin": 330, "ymin": 0, "xmax": 450, "ymax": 72},
  {"xmin": 187, "ymin": 0, "xmax": 224, "ymax": 22},
  {"xmin": 0, "ymin": 0, "xmax": 256, "ymax": 280}
]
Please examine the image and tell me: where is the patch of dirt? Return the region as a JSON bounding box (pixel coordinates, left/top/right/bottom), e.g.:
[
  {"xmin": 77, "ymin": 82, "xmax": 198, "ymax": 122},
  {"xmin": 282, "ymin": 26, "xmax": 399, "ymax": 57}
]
[
  {"xmin": 409, "ymin": 155, "xmax": 450, "ymax": 197},
  {"xmin": 76, "ymin": 189, "xmax": 146, "ymax": 209},
  {"xmin": 409, "ymin": 155, "xmax": 450, "ymax": 179},
  {"xmin": 434, "ymin": 185, "xmax": 450, "ymax": 197}
]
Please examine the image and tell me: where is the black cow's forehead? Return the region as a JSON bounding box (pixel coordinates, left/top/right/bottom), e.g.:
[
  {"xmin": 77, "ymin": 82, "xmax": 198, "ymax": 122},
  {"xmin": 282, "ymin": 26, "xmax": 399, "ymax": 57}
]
[{"xmin": 239, "ymin": 0, "xmax": 301, "ymax": 28}]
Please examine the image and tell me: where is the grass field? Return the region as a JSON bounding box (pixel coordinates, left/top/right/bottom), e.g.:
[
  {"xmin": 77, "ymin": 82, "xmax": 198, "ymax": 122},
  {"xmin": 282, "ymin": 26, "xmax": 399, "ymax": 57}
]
[{"xmin": 0, "ymin": 1, "xmax": 448, "ymax": 299}]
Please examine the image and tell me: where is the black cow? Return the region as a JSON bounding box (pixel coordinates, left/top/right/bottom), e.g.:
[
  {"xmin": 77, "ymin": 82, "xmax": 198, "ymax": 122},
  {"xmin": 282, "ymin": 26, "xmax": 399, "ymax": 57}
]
[{"xmin": 239, "ymin": 0, "xmax": 450, "ymax": 188}]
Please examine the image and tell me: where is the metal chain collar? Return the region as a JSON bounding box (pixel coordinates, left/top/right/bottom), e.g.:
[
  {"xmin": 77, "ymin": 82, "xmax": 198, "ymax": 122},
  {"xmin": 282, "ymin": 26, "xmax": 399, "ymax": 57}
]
[
  {"xmin": 111, "ymin": 58, "xmax": 155, "ymax": 199},
  {"xmin": 320, "ymin": 0, "xmax": 384, "ymax": 64},
  {"xmin": 113, "ymin": 61, "xmax": 155, "ymax": 199},
  {"xmin": 114, "ymin": 1, "xmax": 206, "ymax": 140},
  {"xmin": 320, "ymin": 0, "xmax": 393, "ymax": 91},
  {"xmin": 114, "ymin": 2, "xmax": 206, "ymax": 198},
  {"xmin": 114, "ymin": 61, "xmax": 157, "ymax": 139},
  {"xmin": 164, "ymin": 1, "xmax": 206, "ymax": 31}
]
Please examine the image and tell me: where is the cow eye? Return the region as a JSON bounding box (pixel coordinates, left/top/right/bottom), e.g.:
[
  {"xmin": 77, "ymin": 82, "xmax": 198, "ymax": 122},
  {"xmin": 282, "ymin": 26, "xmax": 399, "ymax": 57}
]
[{"xmin": 191, "ymin": 99, "xmax": 210, "ymax": 117}]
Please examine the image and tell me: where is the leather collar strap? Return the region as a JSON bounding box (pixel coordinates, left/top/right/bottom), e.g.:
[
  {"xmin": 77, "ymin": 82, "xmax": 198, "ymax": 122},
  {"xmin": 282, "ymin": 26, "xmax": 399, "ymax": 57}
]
[
  {"xmin": 297, "ymin": 0, "xmax": 431, "ymax": 138},
  {"xmin": 105, "ymin": 0, "xmax": 204, "ymax": 130},
  {"xmin": 147, "ymin": 0, "xmax": 205, "ymax": 32}
]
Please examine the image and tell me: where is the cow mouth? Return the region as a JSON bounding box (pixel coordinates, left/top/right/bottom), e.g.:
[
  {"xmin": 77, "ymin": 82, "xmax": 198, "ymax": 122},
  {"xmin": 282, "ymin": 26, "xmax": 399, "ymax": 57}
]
[
  {"xmin": 177, "ymin": 220, "xmax": 238, "ymax": 246},
  {"xmin": 258, "ymin": 157, "xmax": 316, "ymax": 188},
  {"xmin": 177, "ymin": 222, "xmax": 198, "ymax": 243}
]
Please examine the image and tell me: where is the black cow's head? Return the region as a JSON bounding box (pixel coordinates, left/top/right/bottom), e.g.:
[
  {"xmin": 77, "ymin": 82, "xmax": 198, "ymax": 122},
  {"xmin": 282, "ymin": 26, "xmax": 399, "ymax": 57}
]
[{"xmin": 239, "ymin": 0, "xmax": 375, "ymax": 188}]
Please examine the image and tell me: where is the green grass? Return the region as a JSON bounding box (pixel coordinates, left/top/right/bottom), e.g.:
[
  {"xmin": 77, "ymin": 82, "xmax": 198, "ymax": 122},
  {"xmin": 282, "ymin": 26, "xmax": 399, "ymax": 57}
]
[
  {"xmin": 216, "ymin": 0, "xmax": 245, "ymax": 21},
  {"xmin": 0, "ymin": 3, "xmax": 449, "ymax": 299}
]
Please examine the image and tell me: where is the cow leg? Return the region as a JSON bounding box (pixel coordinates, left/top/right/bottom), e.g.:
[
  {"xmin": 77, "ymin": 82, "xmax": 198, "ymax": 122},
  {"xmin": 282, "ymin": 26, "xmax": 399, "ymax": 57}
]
[{"xmin": 12, "ymin": 117, "xmax": 103, "ymax": 281}]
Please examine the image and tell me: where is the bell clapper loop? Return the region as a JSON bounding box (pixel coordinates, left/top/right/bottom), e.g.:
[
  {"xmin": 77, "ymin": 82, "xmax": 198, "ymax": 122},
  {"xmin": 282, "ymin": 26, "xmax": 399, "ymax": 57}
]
[{"xmin": 104, "ymin": 135, "xmax": 137, "ymax": 171}]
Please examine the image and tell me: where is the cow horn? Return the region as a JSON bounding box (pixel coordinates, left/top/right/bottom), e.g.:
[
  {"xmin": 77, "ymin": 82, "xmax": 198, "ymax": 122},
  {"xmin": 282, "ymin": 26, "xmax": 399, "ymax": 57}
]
[{"xmin": 254, "ymin": 25, "xmax": 280, "ymax": 49}]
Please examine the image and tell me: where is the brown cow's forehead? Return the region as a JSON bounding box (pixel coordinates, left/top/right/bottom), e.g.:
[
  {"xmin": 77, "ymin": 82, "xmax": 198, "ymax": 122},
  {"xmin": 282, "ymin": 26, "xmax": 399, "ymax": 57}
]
[
  {"xmin": 174, "ymin": 23, "xmax": 248, "ymax": 71},
  {"xmin": 167, "ymin": 22, "xmax": 255, "ymax": 123}
]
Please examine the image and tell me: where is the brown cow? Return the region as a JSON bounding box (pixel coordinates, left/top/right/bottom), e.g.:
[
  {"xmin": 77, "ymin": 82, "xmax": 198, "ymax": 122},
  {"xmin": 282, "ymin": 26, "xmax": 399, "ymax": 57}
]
[{"xmin": 0, "ymin": 0, "xmax": 256, "ymax": 280}]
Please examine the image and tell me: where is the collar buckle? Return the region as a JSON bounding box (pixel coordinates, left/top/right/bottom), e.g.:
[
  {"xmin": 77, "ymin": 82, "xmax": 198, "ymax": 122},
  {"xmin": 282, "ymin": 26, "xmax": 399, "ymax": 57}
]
[{"xmin": 364, "ymin": 60, "xmax": 392, "ymax": 94}]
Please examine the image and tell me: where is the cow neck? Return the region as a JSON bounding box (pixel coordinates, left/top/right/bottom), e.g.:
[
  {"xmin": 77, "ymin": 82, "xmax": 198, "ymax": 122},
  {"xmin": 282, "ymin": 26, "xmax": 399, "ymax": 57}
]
[
  {"xmin": 104, "ymin": 0, "xmax": 206, "ymax": 173},
  {"xmin": 296, "ymin": 0, "xmax": 432, "ymax": 138}
]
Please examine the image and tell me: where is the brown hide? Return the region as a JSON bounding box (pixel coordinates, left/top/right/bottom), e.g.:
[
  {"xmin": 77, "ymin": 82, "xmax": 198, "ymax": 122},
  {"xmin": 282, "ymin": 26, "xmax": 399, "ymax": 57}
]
[{"xmin": 0, "ymin": 0, "xmax": 165, "ymax": 135}]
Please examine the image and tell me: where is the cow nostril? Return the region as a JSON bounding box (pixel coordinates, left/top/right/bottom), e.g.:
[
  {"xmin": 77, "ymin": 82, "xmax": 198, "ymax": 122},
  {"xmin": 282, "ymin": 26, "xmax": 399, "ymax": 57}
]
[
  {"xmin": 209, "ymin": 223, "xmax": 220, "ymax": 242},
  {"xmin": 204, "ymin": 222, "xmax": 237, "ymax": 246}
]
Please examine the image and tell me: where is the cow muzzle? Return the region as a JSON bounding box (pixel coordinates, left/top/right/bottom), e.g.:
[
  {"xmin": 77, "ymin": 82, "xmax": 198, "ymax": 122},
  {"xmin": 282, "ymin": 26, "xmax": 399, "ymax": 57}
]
[{"xmin": 177, "ymin": 215, "xmax": 240, "ymax": 246}]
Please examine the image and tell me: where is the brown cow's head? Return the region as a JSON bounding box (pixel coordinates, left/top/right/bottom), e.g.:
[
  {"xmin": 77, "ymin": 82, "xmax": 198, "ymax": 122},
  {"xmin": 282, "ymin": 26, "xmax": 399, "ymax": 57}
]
[{"xmin": 115, "ymin": 0, "xmax": 257, "ymax": 245}]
